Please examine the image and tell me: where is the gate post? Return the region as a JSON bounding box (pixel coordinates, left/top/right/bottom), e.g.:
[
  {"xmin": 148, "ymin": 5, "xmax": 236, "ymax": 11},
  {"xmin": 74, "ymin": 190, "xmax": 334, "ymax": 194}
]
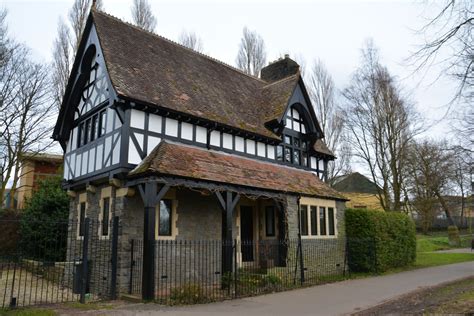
[
  {"xmin": 80, "ymin": 217, "xmax": 90, "ymax": 304},
  {"xmin": 110, "ymin": 216, "xmax": 119, "ymax": 299}
]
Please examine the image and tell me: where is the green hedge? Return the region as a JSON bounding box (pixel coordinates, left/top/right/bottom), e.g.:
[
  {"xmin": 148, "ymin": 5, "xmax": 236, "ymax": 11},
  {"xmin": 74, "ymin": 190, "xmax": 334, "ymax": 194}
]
[{"xmin": 346, "ymin": 208, "xmax": 416, "ymax": 273}]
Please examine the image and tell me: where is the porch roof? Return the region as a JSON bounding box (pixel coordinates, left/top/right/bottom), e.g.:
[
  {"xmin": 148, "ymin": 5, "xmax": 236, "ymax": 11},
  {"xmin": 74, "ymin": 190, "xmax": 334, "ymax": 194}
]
[{"xmin": 128, "ymin": 141, "xmax": 347, "ymax": 201}]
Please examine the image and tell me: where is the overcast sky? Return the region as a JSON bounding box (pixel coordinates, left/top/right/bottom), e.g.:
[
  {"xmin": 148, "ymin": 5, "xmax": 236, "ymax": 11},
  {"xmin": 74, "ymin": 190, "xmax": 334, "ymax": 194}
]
[{"xmin": 3, "ymin": 0, "xmax": 458, "ymax": 141}]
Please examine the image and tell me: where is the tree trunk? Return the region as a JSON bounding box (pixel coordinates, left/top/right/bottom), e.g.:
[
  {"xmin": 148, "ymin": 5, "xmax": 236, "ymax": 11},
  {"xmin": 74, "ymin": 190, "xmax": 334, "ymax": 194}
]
[{"xmin": 435, "ymin": 191, "xmax": 455, "ymax": 227}]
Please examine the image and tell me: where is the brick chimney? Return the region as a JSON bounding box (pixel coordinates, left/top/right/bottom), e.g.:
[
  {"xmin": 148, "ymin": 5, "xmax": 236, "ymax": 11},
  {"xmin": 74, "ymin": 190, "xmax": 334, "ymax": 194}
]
[{"xmin": 260, "ymin": 54, "xmax": 300, "ymax": 82}]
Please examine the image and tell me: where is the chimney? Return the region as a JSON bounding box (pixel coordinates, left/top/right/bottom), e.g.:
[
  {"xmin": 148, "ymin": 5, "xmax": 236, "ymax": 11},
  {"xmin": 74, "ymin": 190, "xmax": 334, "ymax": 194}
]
[{"xmin": 260, "ymin": 54, "xmax": 299, "ymax": 82}]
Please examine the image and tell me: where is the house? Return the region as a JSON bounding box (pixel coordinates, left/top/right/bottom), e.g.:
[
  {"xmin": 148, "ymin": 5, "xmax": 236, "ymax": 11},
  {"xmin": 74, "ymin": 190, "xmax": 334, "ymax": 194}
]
[
  {"xmin": 53, "ymin": 9, "xmax": 347, "ymax": 299},
  {"xmin": 16, "ymin": 152, "xmax": 63, "ymax": 209},
  {"xmin": 332, "ymin": 172, "xmax": 383, "ymax": 210}
]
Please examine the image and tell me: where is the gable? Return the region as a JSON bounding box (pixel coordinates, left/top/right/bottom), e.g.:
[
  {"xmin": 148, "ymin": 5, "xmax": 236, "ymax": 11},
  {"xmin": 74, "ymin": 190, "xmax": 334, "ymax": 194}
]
[
  {"xmin": 53, "ymin": 18, "xmax": 116, "ymax": 148},
  {"xmin": 283, "ymin": 78, "xmax": 324, "ymax": 138}
]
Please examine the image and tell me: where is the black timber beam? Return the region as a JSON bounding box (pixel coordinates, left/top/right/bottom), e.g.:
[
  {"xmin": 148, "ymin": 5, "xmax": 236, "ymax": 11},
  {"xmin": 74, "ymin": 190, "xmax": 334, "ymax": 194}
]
[{"xmin": 138, "ymin": 182, "xmax": 170, "ymax": 300}]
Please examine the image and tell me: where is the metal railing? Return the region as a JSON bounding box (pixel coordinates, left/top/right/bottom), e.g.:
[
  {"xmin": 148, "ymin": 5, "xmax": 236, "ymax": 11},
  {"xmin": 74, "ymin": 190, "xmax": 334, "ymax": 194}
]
[
  {"xmin": 128, "ymin": 237, "xmax": 356, "ymax": 304},
  {"xmin": 0, "ymin": 217, "xmax": 119, "ymax": 308}
]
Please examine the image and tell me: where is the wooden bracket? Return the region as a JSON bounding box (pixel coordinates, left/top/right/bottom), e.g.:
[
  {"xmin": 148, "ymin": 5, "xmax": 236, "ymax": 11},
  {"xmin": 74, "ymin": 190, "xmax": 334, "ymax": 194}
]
[
  {"xmin": 67, "ymin": 190, "xmax": 77, "ymax": 198},
  {"xmin": 86, "ymin": 184, "xmax": 96, "ymax": 194},
  {"xmin": 109, "ymin": 178, "xmax": 123, "ymax": 188}
]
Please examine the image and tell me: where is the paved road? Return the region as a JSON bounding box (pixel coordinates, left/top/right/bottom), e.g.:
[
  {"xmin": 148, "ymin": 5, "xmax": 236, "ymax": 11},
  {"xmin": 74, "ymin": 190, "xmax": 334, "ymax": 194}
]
[{"xmin": 67, "ymin": 261, "xmax": 474, "ymax": 316}]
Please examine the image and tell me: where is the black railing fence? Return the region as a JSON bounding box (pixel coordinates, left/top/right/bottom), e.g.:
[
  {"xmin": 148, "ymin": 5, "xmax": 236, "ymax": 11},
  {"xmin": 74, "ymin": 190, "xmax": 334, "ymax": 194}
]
[
  {"xmin": 128, "ymin": 237, "xmax": 361, "ymax": 304},
  {"xmin": 0, "ymin": 217, "xmax": 119, "ymax": 308},
  {"xmin": 1, "ymin": 215, "xmax": 381, "ymax": 307}
]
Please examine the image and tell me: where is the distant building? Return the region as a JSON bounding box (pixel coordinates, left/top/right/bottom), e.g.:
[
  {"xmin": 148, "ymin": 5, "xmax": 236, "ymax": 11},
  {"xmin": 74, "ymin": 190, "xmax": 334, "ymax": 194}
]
[
  {"xmin": 332, "ymin": 172, "xmax": 384, "ymax": 210},
  {"xmin": 16, "ymin": 152, "xmax": 63, "ymax": 209}
]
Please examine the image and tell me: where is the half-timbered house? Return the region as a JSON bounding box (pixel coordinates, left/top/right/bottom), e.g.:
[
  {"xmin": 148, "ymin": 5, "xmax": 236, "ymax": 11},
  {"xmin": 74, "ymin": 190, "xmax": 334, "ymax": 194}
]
[{"xmin": 53, "ymin": 9, "xmax": 347, "ymax": 298}]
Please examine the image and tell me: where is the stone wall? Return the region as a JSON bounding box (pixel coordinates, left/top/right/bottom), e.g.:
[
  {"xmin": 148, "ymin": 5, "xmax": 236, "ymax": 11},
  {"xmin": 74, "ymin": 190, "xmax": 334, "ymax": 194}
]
[{"xmin": 64, "ymin": 185, "xmax": 347, "ymax": 297}]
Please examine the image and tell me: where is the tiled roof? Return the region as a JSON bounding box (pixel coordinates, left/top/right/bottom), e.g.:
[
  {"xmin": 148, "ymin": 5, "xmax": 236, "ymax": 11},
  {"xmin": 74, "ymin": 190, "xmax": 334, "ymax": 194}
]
[
  {"xmin": 129, "ymin": 141, "xmax": 347, "ymax": 201},
  {"xmin": 92, "ymin": 10, "xmax": 299, "ymax": 140},
  {"xmin": 332, "ymin": 172, "xmax": 380, "ymax": 194},
  {"xmin": 313, "ymin": 139, "xmax": 335, "ymax": 158}
]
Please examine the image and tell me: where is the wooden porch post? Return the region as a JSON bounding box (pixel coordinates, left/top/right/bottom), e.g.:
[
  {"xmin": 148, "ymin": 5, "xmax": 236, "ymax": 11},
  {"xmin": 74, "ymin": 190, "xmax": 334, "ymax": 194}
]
[
  {"xmin": 274, "ymin": 200, "xmax": 288, "ymax": 267},
  {"xmin": 138, "ymin": 182, "xmax": 170, "ymax": 300},
  {"xmin": 216, "ymin": 191, "xmax": 240, "ymax": 274}
]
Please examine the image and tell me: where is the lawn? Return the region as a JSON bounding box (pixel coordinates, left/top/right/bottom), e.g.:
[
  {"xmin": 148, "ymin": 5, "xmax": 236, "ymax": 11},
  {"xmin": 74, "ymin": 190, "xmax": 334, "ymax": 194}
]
[
  {"xmin": 415, "ymin": 252, "xmax": 474, "ymax": 268},
  {"xmin": 416, "ymin": 233, "xmax": 471, "ymax": 252}
]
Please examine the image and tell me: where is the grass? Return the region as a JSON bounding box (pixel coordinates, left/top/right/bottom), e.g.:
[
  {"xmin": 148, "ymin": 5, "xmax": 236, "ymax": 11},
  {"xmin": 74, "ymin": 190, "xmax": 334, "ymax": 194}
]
[
  {"xmin": 415, "ymin": 252, "xmax": 474, "ymax": 268},
  {"xmin": 416, "ymin": 233, "xmax": 471, "ymax": 252}
]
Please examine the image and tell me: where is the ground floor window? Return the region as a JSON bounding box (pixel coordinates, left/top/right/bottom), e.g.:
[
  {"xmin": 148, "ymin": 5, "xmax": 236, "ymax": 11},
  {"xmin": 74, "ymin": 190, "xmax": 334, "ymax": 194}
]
[
  {"xmin": 265, "ymin": 206, "xmax": 276, "ymax": 237},
  {"xmin": 328, "ymin": 207, "xmax": 335, "ymax": 235},
  {"xmin": 78, "ymin": 202, "xmax": 86, "ymax": 237},
  {"xmin": 158, "ymin": 199, "xmax": 173, "ymax": 237},
  {"xmin": 300, "ymin": 205, "xmax": 309, "ymax": 236},
  {"xmin": 300, "ymin": 202, "xmax": 337, "ymax": 238},
  {"xmin": 101, "ymin": 197, "xmax": 110, "ymax": 237}
]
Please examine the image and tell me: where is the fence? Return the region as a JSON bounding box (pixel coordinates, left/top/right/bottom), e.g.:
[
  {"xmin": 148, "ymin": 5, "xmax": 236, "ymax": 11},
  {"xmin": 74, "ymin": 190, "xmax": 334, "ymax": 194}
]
[
  {"xmin": 128, "ymin": 237, "xmax": 357, "ymax": 304},
  {"xmin": 0, "ymin": 217, "xmax": 119, "ymax": 308},
  {"xmin": 1, "ymin": 216, "xmax": 382, "ymax": 307}
]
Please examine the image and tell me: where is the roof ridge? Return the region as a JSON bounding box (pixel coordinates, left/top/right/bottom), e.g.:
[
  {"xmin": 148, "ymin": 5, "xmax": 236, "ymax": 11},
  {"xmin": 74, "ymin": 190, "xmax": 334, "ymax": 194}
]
[
  {"xmin": 92, "ymin": 9, "xmax": 267, "ymax": 84},
  {"xmin": 261, "ymin": 72, "xmax": 300, "ymax": 89}
]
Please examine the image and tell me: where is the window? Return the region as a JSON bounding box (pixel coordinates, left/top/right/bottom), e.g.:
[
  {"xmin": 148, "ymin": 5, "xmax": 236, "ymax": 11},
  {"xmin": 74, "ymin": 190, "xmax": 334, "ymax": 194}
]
[
  {"xmin": 101, "ymin": 197, "xmax": 110, "ymax": 236},
  {"xmin": 79, "ymin": 202, "xmax": 86, "ymax": 237},
  {"xmin": 84, "ymin": 119, "xmax": 91, "ymax": 145},
  {"xmin": 286, "ymin": 107, "xmax": 306, "ymax": 134},
  {"xmin": 276, "ymin": 145, "xmax": 283, "ymax": 161},
  {"xmin": 265, "ymin": 206, "xmax": 276, "ymax": 237},
  {"xmin": 328, "ymin": 207, "xmax": 335, "ymax": 235},
  {"xmin": 99, "ymin": 110, "xmax": 106, "ymax": 137},
  {"xmin": 319, "ymin": 207, "xmax": 326, "ymax": 235},
  {"xmin": 77, "ymin": 123, "xmax": 84, "ymax": 148},
  {"xmin": 281, "ymin": 106, "xmax": 309, "ymax": 167},
  {"xmin": 91, "ymin": 114, "xmax": 98, "ymax": 142},
  {"xmin": 300, "ymin": 205, "xmax": 308, "ymax": 236},
  {"xmin": 301, "ymin": 202, "xmax": 336, "ymax": 238},
  {"xmin": 76, "ymin": 110, "xmax": 107, "ymax": 149},
  {"xmin": 158, "ymin": 199, "xmax": 172, "ymax": 236},
  {"xmin": 310, "ymin": 206, "xmax": 318, "ymax": 236}
]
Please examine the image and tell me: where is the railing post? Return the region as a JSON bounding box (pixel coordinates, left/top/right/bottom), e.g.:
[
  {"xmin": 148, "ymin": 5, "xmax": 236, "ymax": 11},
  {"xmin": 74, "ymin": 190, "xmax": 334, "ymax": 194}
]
[
  {"xmin": 233, "ymin": 239, "xmax": 238, "ymax": 298},
  {"xmin": 80, "ymin": 217, "xmax": 90, "ymax": 304},
  {"xmin": 110, "ymin": 216, "xmax": 119, "ymax": 299},
  {"xmin": 129, "ymin": 239, "xmax": 135, "ymax": 295},
  {"xmin": 373, "ymin": 236, "xmax": 378, "ymax": 275}
]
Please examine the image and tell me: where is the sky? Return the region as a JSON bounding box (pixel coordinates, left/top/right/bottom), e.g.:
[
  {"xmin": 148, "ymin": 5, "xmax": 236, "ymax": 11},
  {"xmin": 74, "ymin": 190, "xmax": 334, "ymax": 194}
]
[{"xmin": 2, "ymin": 0, "xmax": 459, "ymax": 142}]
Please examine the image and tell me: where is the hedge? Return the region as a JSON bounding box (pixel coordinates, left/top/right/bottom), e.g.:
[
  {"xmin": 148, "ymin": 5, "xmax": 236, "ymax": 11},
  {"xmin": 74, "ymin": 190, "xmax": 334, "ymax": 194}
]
[
  {"xmin": 346, "ymin": 208, "xmax": 416, "ymax": 273},
  {"xmin": 0, "ymin": 209, "xmax": 21, "ymax": 255}
]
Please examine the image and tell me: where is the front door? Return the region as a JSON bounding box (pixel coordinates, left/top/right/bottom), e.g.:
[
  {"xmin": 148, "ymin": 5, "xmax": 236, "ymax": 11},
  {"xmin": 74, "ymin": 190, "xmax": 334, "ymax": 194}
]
[{"xmin": 240, "ymin": 206, "xmax": 254, "ymax": 262}]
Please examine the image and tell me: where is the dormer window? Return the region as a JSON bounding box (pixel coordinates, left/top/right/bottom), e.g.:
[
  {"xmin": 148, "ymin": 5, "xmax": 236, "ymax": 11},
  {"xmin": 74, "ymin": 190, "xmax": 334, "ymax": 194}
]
[
  {"xmin": 285, "ymin": 107, "xmax": 306, "ymax": 134},
  {"xmin": 277, "ymin": 106, "xmax": 309, "ymax": 167}
]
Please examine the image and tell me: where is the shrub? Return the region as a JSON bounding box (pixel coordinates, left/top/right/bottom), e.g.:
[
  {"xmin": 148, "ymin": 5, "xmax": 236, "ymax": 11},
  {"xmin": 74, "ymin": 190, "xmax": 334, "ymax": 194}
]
[
  {"xmin": 346, "ymin": 208, "xmax": 416, "ymax": 273},
  {"xmin": 20, "ymin": 176, "xmax": 69, "ymax": 262},
  {"xmin": 169, "ymin": 284, "xmax": 208, "ymax": 304},
  {"xmin": 447, "ymin": 225, "xmax": 461, "ymax": 247},
  {"xmin": 0, "ymin": 209, "xmax": 21, "ymax": 255}
]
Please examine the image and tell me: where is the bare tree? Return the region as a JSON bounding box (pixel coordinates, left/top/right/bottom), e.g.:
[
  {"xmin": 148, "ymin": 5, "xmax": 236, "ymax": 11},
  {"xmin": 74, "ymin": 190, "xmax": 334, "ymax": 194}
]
[
  {"xmin": 405, "ymin": 140, "xmax": 457, "ymax": 226},
  {"xmin": 179, "ymin": 30, "xmax": 203, "ymax": 52},
  {"xmin": 51, "ymin": 19, "xmax": 72, "ymax": 108},
  {"xmin": 307, "ymin": 60, "xmax": 351, "ymax": 183},
  {"xmin": 236, "ymin": 27, "xmax": 266, "ymax": 76},
  {"xmin": 131, "ymin": 0, "xmax": 157, "ymax": 32},
  {"xmin": 0, "ymin": 11, "xmax": 55, "ymax": 208},
  {"xmin": 51, "ymin": 0, "xmax": 102, "ymax": 109},
  {"xmin": 342, "ymin": 40, "xmax": 422, "ymax": 211},
  {"xmin": 412, "ymin": 1, "xmax": 473, "ymax": 149}
]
